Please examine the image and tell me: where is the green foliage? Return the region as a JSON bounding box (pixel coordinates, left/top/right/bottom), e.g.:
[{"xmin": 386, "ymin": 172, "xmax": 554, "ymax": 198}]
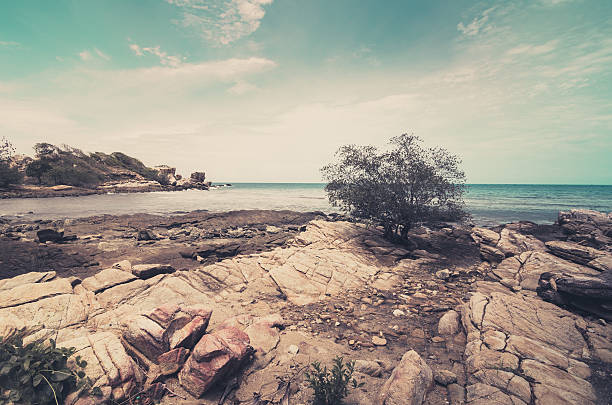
[
  {"xmin": 0, "ymin": 137, "xmax": 24, "ymax": 188},
  {"xmin": 321, "ymin": 134, "xmax": 468, "ymax": 239},
  {"xmin": 0, "ymin": 333, "xmax": 102, "ymax": 405},
  {"xmin": 25, "ymin": 159, "xmax": 52, "ymax": 184},
  {"xmin": 26, "ymin": 143, "xmax": 164, "ymax": 187},
  {"xmin": 305, "ymin": 356, "xmax": 363, "ymax": 405}
]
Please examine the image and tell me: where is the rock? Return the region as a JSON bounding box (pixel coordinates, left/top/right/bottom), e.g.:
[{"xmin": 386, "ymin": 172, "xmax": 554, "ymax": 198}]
[
  {"xmin": 471, "ymin": 227, "xmax": 500, "ymax": 246},
  {"xmin": 546, "ymin": 240, "xmax": 607, "ymax": 268},
  {"xmin": 537, "ymin": 271, "xmax": 612, "ymax": 320},
  {"xmin": 433, "ymin": 369, "xmax": 457, "ymax": 386},
  {"xmin": 392, "ymin": 309, "xmax": 405, "ymax": 317},
  {"xmin": 190, "ymin": 171, "xmax": 206, "ymax": 183},
  {"xmin": 447, "ymin": 383, "xmax": 466, "ymax": 404},
  {"xmin": 155, "ymin": 347, "xmax": 190, "ymax": 378},
  {"xmin": 354, "ymin": 359, "xmax": 384, "ymax": 377},
  {"xmin": 287, "ymin": 344, "xmax": 299, "ymax": 355},
  {"xmin": 112, "ymin": 260, "xmax": 132, "ymax": 272},
  {"xmin": 179, "ymin": 327, "xmax": 252, "ymax": 398},
  {"xmin": 36, "ymin": 229, "xmax": 64, "ymax": 243},
  {"xmin": 0, "ymin": 278, "xmax": 72, "ymax": 309},
  {"xmin": 377, "ymin": 350, "xmax": 433, "ymax": 405},
  {"xmin": 0, "ymin": 271, "xmax": 56, "ymax": 293},
  {"xmin": 372, "ymin": 335, "xmax": 387, "ymax": 346},
  {"xmin": 131, "ymin": 264, "xmax": 175, "ymax": 279},
  {"xmin": 81, "ymin": 268, "xmax": 137, "ymax": 293},
  {"xmin": 479, "ymin": 245, "xmax": 505, "ymax": 263},
  {"xmin": 137, "ymin": 229, "xmax": 157, "ymax": 241},
  {"xmin": 411, "ymin": 329, "xmax": 425, "ymax": 339},
  {"xmin": 438, "ymin": 310, "xmax": 460, "ymax": 335},
  {"xmin": 435, "ymin": 269, "xmax": 451, "ymax": 280},
  {"xmin": 122, "ymin": 304, "xmax": 212, "ymax": 362}
]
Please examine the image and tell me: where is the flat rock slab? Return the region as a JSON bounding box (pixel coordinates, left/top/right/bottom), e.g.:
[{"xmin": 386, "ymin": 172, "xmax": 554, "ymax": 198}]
[
  {"xmin": 81, "ymin": 267, "xmax": 137, "ymax": 293},
  {"xmin": 462, "ymin": 291, "xmax": 602, "ymax": 405}
]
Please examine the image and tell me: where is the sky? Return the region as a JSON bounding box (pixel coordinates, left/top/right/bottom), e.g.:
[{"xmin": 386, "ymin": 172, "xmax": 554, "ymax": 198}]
[{"xmin": 0, "ymin": 0, "xmax": 611, "ymax": 184}]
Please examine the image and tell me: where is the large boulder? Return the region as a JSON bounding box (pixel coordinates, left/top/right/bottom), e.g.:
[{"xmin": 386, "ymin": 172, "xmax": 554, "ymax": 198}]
[
  {"xmin": 122, "ymin": 304, "xmax": 212, "ymax": 362},
  {"xmin": 377, "ymin": 350, "xmax": 433, "ymax": 405},
  {"xmin": 179, "ymin": 327, "xmax": 252, "ymax": 398}
]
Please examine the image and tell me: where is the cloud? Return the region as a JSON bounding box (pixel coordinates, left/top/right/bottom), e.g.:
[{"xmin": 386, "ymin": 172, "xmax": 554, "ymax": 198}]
[
  {"xmin": 507, "ymin": 40, "xmax": 558, "ymax": 56},
  {"xmin": 166, "ymin": 0, "xmax": 273, "ymax": 45},
  {"xmin": 129, "ymin": 43, "xmax": 182, "ymax": 67},
  {"xmin": 0, "ymin": 40, "xmax": 20, "ymax": 47},
  {"xmin": 79, "ymin": 50, "xmax": 92, "ymax": 61},
  {"xmin": 94, "ymin": 48, "xmax": 111, "ymax": 61},
  {"xmin": 79, "ymin": 48, "xmax": 111, "ymax": 62},
  {"xmin": 457, "ymin": 7, "xmax": 496, "ymax": 37}
]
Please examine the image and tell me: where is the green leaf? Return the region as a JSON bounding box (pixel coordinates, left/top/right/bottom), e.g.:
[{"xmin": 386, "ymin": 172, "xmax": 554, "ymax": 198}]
[{"xmin": 33, "ymin": 373, "xmax": 43, "ymax": 387}]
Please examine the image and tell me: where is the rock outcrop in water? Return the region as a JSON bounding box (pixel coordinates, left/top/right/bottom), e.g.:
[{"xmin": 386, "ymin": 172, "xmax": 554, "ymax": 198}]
[{"xmin": 0, "ymin": 209, "xmax": 611, "ymax": 404}]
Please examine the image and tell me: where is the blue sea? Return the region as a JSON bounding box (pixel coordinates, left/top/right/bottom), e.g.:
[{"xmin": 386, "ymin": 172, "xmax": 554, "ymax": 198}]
[{"xmin": 0, "ymin": 183, "xmax": 610, "ymax": 226}]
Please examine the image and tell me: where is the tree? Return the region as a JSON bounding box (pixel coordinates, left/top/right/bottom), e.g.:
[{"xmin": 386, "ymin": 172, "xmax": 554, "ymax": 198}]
[
  {"xmin": 321, "ymin": 134, "xmax": 468, "ymax": 239},
  {"xmin": 0, "ymin": 137, "xmax": 23, "ymax": 188},
  {"xmin": 25, "ymin": 159, "xmax": 52, "ymax": 184}
]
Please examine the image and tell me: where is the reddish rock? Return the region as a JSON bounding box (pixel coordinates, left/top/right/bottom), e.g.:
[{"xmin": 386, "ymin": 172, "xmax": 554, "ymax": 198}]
[
  {"xmin": 179, "ymin": 327, "xmax": 252, "ymax": 398},
  {"xmin": 158, "ymin": 347, "xmax": 190, "ymax": 376},
  {"xmin": 122, "ymin": 304, "xmax": 212, "ymax": 362}
]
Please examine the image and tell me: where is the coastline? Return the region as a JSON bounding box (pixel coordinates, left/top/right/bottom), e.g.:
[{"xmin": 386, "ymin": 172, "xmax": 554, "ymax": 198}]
[{"xmin": 0, "ymin": 208, "xmax": 610, "ymax": 404}]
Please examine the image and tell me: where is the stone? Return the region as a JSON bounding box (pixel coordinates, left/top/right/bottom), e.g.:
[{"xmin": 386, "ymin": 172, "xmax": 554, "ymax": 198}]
[
  {"xmin": 0, "ymin": 278, "xmax": 72, "ymax": 309},
  {"xmin": 436, "ymin": 269, "xmax": 451, "ymax": 280},
  {"xmin": 545, "ymin": 240, "xmax": 604, "ymax": 266},
  {"xmin": 447, "ymin": 383, "xmax": 466, "ymax": 404},
  {"xmin": 112, "ymin": 260, "xmax": 132, "ymax": 272},
  {"xmin": 479, "ymin": 245, "xmax": 505, "ymax": 263},
  {"xmin": 0, "ymin": 271, "xmax": 56, "ymax": 293},
  {"xmin": 433, "ymin": 369, "xmax": 457, "ymax": 386},
  {"xmin": 131, "ymin": 264, "xmax": 175, "ymax": 279},
  {"xmin": 482, "ymin": 330, "xmax": 506, "ymax": 351},
  {"xmin": 81, "ymin": 268, "xmax": 136, "ymax": 293},
  {"xmin": 521, "ymin": 359, "xmax": 596, "ymax": 402},
  {"xmin": 287, "ymin": 344, "xmax": 299, "ymax": 355},
  {"xmin": 377, "ymin": 350, "xmax": 433, "ymax": 405},
  {"xmin": 392, "ymin": 309, "xmax": 405, "ymax": 317},
  {"xmin": 156, "ymin": 347, "xmax": 190, "ymax": 377},
  {"xmin": 137, "ymin": 229, "xmax": 157, "ymax": 241},
  {"xmin": 122, "ymin": 304, "xmax": 212, "ymax": 362},
  {"xmin": 36, "ymin": 228, "xmax": 64, "ymax": 243},
  {"xmin": 471, "ymin": 227, "xmax": 500, "ymax": 246},
  {"xmin": 411, "ymin": 328, "xmax": 425, "ymax": 339},
  {"xmin": 438, "ymin": 310, "xmax": 460, "ymax": 335},
  {"xmin": 354, "ymin": 359, "xmax": 383, "ymax": 377},
  {"xmin": 179, "ymin": 327, "xmax": 252, "ymax": 398},
  {"xmin": 372, "ymin": 335, "xmax": 387, "ymax": 346}
]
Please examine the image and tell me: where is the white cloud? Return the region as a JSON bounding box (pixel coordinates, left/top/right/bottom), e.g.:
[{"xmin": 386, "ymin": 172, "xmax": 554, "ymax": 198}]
[
  {"xmin": 0, "ymin": 40, "xmax": 20, "ymax": 47},
  {"xmin": 79, "ymin": 50, "xmax": 92, "ymax": 61},
  {"xmin": 94, "ymin": 48, "xmax": 111, "ymax": 61},
  {"xmin": 79, "ymin": 48, "xmax": 111, "ymax": 62},
  {"xmin": 507, "ymin": 40, "xmax": 558, "ymax": 56},
  {"xmin": 166, "ymin": 0, "xmax": 274, "ymax": 45},
  {"xmin": 129, "ymin": 43, "xmax": 182, "ymax": 67},
  {"xmin": 457, "ymin": 7, "xmax": 496, "ymax": 37}
]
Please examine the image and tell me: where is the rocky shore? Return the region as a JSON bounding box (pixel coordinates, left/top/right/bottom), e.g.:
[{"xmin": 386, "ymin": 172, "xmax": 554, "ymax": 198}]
[{"xmin": 0, "ymin": 209, "xmax": 611, "ymax": 404}]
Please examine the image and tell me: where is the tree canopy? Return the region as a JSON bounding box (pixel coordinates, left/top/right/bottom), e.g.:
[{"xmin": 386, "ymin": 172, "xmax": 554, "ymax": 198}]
[
  {"xmin": 321, "ymin": 134, "xmax": 468, "ymax": 239},
  {"xmin": 0, "ymin": 137, "xmax": 23, "ymax": 188}
]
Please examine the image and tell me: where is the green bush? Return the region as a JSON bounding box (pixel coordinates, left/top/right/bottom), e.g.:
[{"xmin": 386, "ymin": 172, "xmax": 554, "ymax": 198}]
[
  {"xmin": 0, "ymin": 162, "xmax": 23, "ymax": 188},
  {"xmin": 0, "ymin": 333, "xmax": 101, "ymax": 405},
  {"xmin": 305, "ymin": 356, "xmax": 363, "ymax": 405}
]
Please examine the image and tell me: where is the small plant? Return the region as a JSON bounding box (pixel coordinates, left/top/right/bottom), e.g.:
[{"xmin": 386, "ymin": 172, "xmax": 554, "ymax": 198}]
[
  {"xmin": 0, "ymin": 333, "xmax": 102, "ymax": 405},
  {"xmin": 305, "ymin": 356, "xmax": 363, "ymax": 405}
]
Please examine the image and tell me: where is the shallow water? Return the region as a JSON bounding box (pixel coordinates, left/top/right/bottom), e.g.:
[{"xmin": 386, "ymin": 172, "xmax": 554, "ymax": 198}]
[{"xmin": 0, "ymin": 183, "xmax": 610, "ymax": 226}]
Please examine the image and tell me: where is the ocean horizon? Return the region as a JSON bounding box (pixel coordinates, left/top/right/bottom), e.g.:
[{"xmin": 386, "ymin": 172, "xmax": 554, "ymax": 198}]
[{"xmin": 1, "ymin": 183, "xmax": 610, "ymax": 226}]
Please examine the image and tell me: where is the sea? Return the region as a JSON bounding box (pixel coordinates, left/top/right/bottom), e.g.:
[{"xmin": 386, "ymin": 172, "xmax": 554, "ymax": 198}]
[{"xmin": 0, "ymin": 183, "xmax": 610, "ymax": 226}]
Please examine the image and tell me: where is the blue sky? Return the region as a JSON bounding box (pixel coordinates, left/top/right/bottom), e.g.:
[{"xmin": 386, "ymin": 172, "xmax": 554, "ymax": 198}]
[{"xmin": 1, "ymin": 0, "xmax": 611, "ymax": 183}]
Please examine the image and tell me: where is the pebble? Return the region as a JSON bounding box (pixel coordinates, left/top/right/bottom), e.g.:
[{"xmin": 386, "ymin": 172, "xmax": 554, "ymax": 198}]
[
  {"xmin": 410, "ymin": 328, "xmax": 425, "ymax": 339},
  {"xmin": 372, "ymin": 336, "xmax": 387, "ymax": 346},
  {"xmin": 392, "ymin": 309, "xmax": 405, "ymax": 317},
  {"xmin": 288, "ymin": 345, "xmax": 299, "ymax": 355}
]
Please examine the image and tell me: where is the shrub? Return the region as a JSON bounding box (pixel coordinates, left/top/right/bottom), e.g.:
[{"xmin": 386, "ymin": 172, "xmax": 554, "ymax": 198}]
[
  {"xmin": 321, "ymin": 134, "xmax": 468, "ymax": 240},
  {"xmin": 305, "ymin": 356, "xmax": 363, "ymax": 405},
  {"xmin": 0, "ymin": 137, "xmax": 24, "ymax": 188},
  {"xmin": 0, "ymin": 333, "xmax": 101, "ymax": 405}
]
